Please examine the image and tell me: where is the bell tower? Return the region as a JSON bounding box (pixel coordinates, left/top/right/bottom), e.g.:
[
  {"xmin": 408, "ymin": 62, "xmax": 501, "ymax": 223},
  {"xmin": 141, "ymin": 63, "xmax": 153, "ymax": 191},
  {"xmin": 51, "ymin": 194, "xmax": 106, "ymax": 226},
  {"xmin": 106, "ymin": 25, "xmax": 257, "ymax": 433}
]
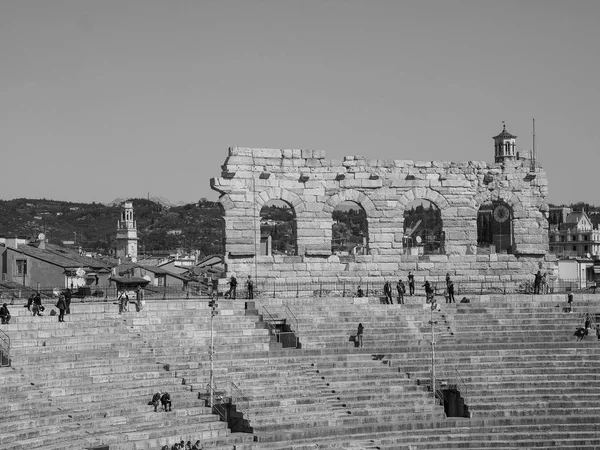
[
  {"xmin": 115, "ymin": 201, "xmax": 138, "ymax": 260},
  {"xmin": 493, "ymin": 123, "xmax": 517, "ymax": 163}
]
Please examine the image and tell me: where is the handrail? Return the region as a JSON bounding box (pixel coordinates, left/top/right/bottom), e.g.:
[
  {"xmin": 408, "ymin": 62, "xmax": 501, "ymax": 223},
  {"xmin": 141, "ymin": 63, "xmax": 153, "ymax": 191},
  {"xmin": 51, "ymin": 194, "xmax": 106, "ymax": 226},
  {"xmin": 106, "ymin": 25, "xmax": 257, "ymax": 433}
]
[
  {"xmin": 451, "ymin": 365, "xmax": 468, "ymax": 398},
  {"xmin": 230, "ymin": 381, "xmax": 251, "ymax": 422},
  {"xmin": 284, "ymin": 304, "xmax": 299, "ymax": 334},
  {"xmin": 206, "ymin": 383, "xmax": 227, "ymax": 421},
  {"xmin": 261, "ymin": 306, "xmax": 278, "ymax": 334},
  {"xmin": 0, "ymin": 328, "xmax": 10, "ymax": 367}
]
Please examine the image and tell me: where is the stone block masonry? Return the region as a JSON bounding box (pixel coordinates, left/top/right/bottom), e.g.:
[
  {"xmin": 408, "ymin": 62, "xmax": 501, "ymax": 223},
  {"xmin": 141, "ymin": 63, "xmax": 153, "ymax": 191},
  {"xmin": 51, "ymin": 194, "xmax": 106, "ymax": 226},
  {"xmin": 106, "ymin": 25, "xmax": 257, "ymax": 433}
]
[{"xmin": 211, "ymin": 147, "xmax": 554, "ymax": 285}]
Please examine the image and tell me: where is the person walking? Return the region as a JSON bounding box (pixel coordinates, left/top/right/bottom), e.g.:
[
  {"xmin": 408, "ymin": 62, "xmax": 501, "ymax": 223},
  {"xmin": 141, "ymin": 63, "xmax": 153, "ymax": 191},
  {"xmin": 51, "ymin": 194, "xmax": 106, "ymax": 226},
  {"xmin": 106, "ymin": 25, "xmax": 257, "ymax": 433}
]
[
  {"xmin": 408, "ymin": 272, "xmax": 415, "ymax": 296},
  {"xmin": 0, "ymin": 303, "xmax": 11, "ymax": 324},
  {"xmin": 396, "ymin": 279, "xmax": 405, "ymax": 304},
  {"xmin": 55, "ymin": 294, "xmax": 67, "ymax": 322},
  {"xmin": 445, "ymin": 273, "xmax": 451, "ymax": 289},
  {"xmin": 356, "ymin": 323, "xmax": 364, "ymax": 348},
  {"xmin": 246, "ymin": 275, "xmax": 254, "ymax": 300}
]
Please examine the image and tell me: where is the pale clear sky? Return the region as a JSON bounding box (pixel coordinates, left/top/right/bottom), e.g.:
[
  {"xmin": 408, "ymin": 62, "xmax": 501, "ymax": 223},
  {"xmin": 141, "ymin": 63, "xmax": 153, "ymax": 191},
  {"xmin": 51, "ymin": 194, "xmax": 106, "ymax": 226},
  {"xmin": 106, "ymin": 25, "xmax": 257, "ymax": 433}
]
[{"xmin": 1, "ymin": 0, "xmax": 598, "ymax": 205}]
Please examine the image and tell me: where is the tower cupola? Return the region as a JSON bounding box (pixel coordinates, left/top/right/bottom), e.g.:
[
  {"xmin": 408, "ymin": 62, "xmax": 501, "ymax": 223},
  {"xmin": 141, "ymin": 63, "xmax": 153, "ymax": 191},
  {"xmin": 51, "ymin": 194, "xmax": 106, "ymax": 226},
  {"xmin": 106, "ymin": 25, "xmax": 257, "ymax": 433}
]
[{"xmin": 493, "ymin": 123, "xmax": 517, "ymax": 163}]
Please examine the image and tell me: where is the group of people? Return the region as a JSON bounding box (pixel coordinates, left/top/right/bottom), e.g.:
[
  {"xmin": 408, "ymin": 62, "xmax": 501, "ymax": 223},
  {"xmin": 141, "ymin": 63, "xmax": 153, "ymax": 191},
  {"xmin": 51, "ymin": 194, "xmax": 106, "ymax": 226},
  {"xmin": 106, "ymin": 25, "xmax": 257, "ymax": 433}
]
[
  {"xmin": 118, "ymin": 286, "xmax": 145, "ymax": 314},
  {"xmin": 149, "ymin": 390, "xmax": 172, "ymax": 412},
  {"xmin": 224, "ymin": 275, "xmax": 254, "ymax": 300},
  {"xmin": 160, "ymin": 440, "xmax": 202, "ymax": 450},
  {"xmin": 370, "ymin": 272, "xmax": 456, "ymax": 305}
]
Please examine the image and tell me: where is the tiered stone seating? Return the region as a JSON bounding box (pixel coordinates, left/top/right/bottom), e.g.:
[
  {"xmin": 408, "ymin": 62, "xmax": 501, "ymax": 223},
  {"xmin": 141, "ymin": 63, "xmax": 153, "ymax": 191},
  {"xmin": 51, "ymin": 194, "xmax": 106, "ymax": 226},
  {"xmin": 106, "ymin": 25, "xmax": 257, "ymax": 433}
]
[
  {"xmin": 0, "ymin": 299, "xmax": 263, "ymax": 450},
  {"xmin": 2, "ymin": 291, "xmax": 599, "ymax": 449}
]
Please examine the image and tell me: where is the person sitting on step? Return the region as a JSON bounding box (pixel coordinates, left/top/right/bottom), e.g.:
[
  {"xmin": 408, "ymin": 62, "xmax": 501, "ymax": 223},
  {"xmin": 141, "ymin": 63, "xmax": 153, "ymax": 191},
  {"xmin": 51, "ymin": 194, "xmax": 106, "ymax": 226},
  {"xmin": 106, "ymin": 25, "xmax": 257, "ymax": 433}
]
[
  {"xmin": 0, "ymin": 303, "xmax": 11, "ymax": 324},
  {"xmin": 150, "ymin": 390, "xmax": 162, "ymax": 412},
  {"xmin": 160, "ymin": 391, "xmax": 172, "ymax": 412}
]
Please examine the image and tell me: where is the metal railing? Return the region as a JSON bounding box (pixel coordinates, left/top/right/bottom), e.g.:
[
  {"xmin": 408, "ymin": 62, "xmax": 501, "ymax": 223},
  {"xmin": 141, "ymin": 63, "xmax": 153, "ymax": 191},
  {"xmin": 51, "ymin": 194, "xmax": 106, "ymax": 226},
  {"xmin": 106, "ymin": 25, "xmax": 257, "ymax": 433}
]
[
  {"xmin": 261, "ymin": 306, "xmax": 298, "ymax": 348},
  {"xmin": 285, "ymin": 304, "xmax": 299, "ymax": 336},
  {"xmin": 0, "ymin": 328, "xmax": 10, "ymax": 367},
  {"xmin": 230, "ymin": 381, "xmax": 251, "ymax": 422},
  {"xmin": 206, "ymin": 383, "xmax": 227, "ymax": 422}
]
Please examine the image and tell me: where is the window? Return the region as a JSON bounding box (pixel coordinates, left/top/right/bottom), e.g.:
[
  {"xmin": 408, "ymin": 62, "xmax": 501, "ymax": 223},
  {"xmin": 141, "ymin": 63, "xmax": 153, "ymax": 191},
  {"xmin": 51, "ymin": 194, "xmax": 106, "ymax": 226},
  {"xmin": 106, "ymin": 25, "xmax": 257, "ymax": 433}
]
[
  {"xmin": 16, "ymin": 259, "xmax": 27, "ymax": 276},
  {"xmin": 584, "ymin": 245, "xmax": 589, "ymax": 252},
  {"xmin": 561, "ymin": 236, "xmax": 565, "ymax": 242},
  {"xmin": 584, "ymin": 235, "xmax": 588, "ymax": 241},
  {"xmin": 572, "ymin": 245, "xmax": 577, "ymax": 252}
]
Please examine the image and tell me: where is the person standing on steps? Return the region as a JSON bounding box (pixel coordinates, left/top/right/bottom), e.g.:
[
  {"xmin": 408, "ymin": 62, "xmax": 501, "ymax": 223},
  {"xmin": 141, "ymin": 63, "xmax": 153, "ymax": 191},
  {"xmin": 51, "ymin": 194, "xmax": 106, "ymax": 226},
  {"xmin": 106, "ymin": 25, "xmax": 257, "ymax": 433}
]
[
  {"xmin": 408, "ymin": 271, "xmax": 415, "ymax": 296},
  {"xmin": 446, "ymin": 273, "xmax": 451, "ymax": 290},
  {"xmin": 423, "ymin": 280, "xmax": 433, "ymax": 303},
  {"xmin": 534, "ymin": 270, "xmax": 542, "ymax": 295},
  {"xmin": 383, "ymin": 281, "xmax": 393, "ymax": 304},
  {"xmin": 447, "ymin": 281, "xmax": 455, "ymax": 303},
  {"xmin": 135, "ymin": 286, "xmax": 144, "ymax": 312},
  {"xmin": 396, "ymin": 279, "xmax": 405, "ymax": 304},
  {"xmin": 32, "ymin": 292, "xmax": 43, "ymax": 316},
  {"xmin": 356, "ymin": 323, "xmax": 364, "ymax": 348},
  {"xmin": 228, "ymin": 276, "xmax": 237, "ymax": 300},
  {"xmin": 246, "ymin": 275, "xmax": 254, "ymax": 300},
  {"xmin": 567, "ymin": 292, "xmax": 574, "ymax": 313},
  {"xmin": 56, "ymin": 294, "xmax": 66, "ymax": 322},
  {"xmin": 118, "ymin": 290, "xmax": 129, "ymax": 314},
  {"xmin": 64, "ymin": 288, "xmax": 72, "ymax": 314}
]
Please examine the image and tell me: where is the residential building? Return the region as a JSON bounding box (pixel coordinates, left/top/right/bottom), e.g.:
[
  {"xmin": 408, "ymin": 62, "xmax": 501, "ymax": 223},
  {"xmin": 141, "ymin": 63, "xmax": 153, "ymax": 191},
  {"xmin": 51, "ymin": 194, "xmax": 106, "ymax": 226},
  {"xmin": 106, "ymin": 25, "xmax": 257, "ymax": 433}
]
[
  {"xmin": 548, "ymin": 210, "xmax": 600, "ymax": 259},
  {"xmin": 0, "ymin": 238, "xmax": 114, "ymax": 289}
]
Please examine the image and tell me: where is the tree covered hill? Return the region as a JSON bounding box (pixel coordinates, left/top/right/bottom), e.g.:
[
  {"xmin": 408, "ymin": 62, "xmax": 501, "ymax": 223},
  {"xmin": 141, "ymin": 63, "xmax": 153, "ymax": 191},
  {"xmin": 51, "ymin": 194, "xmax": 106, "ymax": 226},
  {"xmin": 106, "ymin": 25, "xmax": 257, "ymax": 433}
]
[{"xmin": 0, "ymin": 198, "xmax": 224, "ymax": 257}]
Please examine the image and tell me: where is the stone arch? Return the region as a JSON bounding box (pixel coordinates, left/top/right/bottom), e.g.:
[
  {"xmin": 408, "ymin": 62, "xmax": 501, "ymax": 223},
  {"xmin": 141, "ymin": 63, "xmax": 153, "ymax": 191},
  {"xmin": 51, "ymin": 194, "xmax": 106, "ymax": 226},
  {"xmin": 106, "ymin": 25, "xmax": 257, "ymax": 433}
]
[
  {"xmin": 324, "ymin": 189, "xmax": 377, "ymax": 216},
  {"xmin": 325, "ymin": 190, "xmax": 377, "ymax": 256},
  {"xmin": 396, "ymin": 187, "xmax": 451, "ymax": 216},
  {"xmin": 473, "ymin": 190, "xmax": 524, "ymax": 218},
  {"xmin": 256, "ymin": 187, "xmax": 306, "ymax": 214},
  {"xmin": 395, "ymin": 188, "xmax": 450, "ymax": 255}
]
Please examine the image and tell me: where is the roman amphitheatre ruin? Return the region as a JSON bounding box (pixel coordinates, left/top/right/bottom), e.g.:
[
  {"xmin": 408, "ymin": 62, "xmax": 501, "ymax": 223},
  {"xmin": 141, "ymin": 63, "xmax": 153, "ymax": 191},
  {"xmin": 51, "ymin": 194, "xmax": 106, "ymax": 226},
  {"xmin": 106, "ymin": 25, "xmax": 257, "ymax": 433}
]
[{"xmin": 1, "ymin": 128, "xmax": 599, "ymax": 449}]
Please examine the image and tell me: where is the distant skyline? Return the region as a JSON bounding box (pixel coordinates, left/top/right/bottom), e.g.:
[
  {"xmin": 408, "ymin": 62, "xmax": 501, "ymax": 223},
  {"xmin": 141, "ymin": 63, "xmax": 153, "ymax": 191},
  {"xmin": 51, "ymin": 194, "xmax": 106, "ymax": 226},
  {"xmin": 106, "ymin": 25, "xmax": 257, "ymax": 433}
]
[{"xmin": 1, "ymin": 1, "xmax": 599, "ymax": 206}]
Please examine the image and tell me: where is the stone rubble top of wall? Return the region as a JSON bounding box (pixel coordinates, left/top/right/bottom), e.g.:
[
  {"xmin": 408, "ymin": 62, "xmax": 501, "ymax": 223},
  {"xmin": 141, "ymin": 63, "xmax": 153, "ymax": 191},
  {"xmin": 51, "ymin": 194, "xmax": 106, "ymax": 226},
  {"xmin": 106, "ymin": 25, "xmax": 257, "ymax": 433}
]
[{"xmin": 226, "ymin": 147, "xmax": 539, "ymax": 174}]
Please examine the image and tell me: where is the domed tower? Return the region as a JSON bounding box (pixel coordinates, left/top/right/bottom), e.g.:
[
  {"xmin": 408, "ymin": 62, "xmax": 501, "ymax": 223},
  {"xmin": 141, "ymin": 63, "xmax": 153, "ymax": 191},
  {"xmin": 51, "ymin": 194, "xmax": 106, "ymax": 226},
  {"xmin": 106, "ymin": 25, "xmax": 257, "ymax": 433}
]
[
  {"xmin": 115, "ymin": 201, "xmax": 138, "ymax": 260},
  {"xmin": 493, "ymin": 123, "xmax": 517, "ymax": 163}
]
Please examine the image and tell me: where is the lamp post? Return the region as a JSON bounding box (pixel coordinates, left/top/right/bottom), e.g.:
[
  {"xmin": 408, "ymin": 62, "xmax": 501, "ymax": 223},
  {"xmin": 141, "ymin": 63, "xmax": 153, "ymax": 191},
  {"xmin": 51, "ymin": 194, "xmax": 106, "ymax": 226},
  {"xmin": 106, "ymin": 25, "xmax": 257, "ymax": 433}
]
[
  {"xmin": 429, "ymin": 302, "xmax": 438, "ymax": 406},
  {"xmin": 208, "ymin": 297, "xmax": 218, "ymax": 408}
]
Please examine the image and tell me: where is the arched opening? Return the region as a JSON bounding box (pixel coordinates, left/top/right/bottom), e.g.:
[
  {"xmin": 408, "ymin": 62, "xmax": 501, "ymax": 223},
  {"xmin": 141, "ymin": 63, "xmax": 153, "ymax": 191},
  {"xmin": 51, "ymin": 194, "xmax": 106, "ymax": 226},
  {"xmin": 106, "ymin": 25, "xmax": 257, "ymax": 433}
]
[
  {"xmin": 477, "ymin": 201, "xmax": 514, "ymax": 254},
  {"xmin": 403, "ymin": 199, "xmax": 444, "ymax": 255},
  {"xmin": 332, "ymin": 201, "xmax": 368, "ymax": 255},
  {"xmin": 260, "ymin": 200, "xmax": 297, "ymax": 256}
]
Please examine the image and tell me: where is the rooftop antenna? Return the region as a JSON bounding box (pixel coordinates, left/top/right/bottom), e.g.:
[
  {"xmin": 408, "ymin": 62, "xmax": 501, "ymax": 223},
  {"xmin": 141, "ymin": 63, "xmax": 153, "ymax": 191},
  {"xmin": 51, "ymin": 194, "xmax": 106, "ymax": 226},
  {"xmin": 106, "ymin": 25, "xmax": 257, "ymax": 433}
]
[{"xmin": 531, "ymin": 118, "xmax": 536, "ymax": 172}]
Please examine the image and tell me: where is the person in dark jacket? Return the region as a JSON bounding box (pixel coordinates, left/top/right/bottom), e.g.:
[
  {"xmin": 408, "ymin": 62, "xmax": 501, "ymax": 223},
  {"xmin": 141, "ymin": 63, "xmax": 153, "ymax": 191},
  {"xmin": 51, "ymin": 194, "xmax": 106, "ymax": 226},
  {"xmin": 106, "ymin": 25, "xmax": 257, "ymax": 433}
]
[
  {"xmin": 423, "ymin": 280, "xmax": 433, "ymax": 303},
  {"xmin": 396, "ymin": 280, "xmax": 405, "ymax": 304},
  {"xmin": 408, "ymin": 272, "xmax": 415, "ymax": 296},
  {"xmin": 64, "ymin": 288, "xmax": 72, "ymax": 314},
  {"xmin": 160, "ymin": 391, "xmax": 172, "ymax": 412},
  {"xmin": 534, "ymin": 271, "xmax": 542, "ymax": 294},
  {"xmin": 246, "ymin": 275, "xmax": 254, "ymax": 300},
  {"xmin": 32, "ymin": 292, "xmax": 43, "ymax": 316},
  {"xmin": 447, "ymin": 281, "xmax": 455, "ymax": 303},
  {"xmin": 56, "ymin": 294, "xmax": 66, "ymax": 322},
  {"xmin": 0, "ymin": 303, "xmax": 11, "ymax": 324},
  {"xmin": 383, "ymin": 281, "xmax": 393, "ymax": 304},
  {"xmin": 25, "ymin": 294, "xmax": 35, "ymax": 311},
  {"xmin": 150, "ymin": 390, "xmax": 162, "ymax": 412},
  {"xmin": 228, "ymin": 276, "xmax": 237, "ymax": 300},
  {"xmin": 356, "ymin": 323, "xmax": 364, "ymax": 348}
]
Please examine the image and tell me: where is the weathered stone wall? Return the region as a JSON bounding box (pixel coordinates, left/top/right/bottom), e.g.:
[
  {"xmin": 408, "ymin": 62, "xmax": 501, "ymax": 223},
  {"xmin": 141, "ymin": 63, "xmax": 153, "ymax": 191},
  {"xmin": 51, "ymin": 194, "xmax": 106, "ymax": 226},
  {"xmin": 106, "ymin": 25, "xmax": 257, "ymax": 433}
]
[{"xmin": 211, "ymin": 148, "xmax": 553, "ymax": 285}]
